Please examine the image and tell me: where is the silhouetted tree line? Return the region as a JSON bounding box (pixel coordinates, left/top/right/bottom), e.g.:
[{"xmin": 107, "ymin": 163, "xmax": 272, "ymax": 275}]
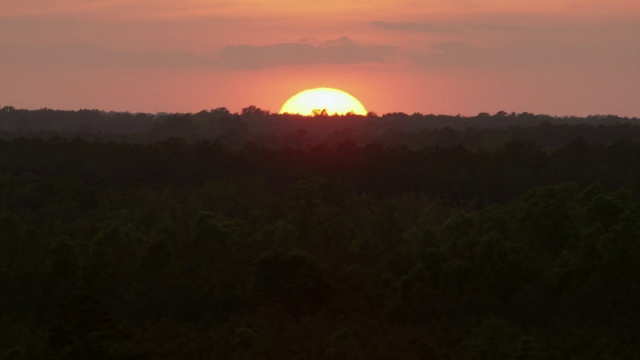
[
  {"xmin": 2, "ymin": 105, "xmax": 640, "ymax": 150},
  {"xmin": 2, "ymin": 133, "xmax": 640, "ymax": 358}
]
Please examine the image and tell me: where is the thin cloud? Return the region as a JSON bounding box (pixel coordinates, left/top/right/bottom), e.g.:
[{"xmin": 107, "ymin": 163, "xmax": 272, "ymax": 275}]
[
  {"xmin": 214, "ymin": 37, "xmax": 397, "ymax": 69},
  {"xmin": 373, "ymin": 15, "xmax": 640, "ymax": 71},
  {"xmin": 1, "ymin": 37, "xmax": 399, "ymax": 71},
  {"xmin": 0, "ymin": 43, "xmax": 215, "ymax": 69},
  {"xmin": 372, "ymin": 16, "xmax": 640, "ymax": 36},
  {"xmin": 416, "ymin": 39, "xmax": 640, "ymax": 70},
  {"xmin": 372, "ymin": 19, "xmax": 564, "ymax": 34},
  {"xmin": 372, "ymin": 21, "xmax": 463, "ymax": 33}
]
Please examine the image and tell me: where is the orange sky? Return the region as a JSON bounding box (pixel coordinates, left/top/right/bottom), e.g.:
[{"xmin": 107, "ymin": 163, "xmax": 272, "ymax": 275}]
[{"xmin": 1, "ymin": 0, "xmax": 639, "ymax": 116}]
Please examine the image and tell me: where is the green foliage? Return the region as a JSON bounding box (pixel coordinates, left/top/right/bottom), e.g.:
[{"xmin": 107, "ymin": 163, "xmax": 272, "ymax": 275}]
[
  {"xmin": 252, "ymin": 250, "xmax": 332, "ymax": 317},
  {"xmin": 585, "ymin": 189, "xmax": 631, "ymax": 229},
  {"xmin": 1, "ymin": 134, "xmax": 640, "ymax": 358},
  {"xmin": 142, "ymin": 235, "xmax": 174, "ymax": 273},
  {"xmin": 192, "ymin": 211, "xmax": 239, "ymax": 246},
  {"xmin": 48, "ymin": 294, "xmax": 133, "ymax": 359},
  {"xmin": 0, "ymin": 211, "xmax": 27, "ymax": 247},
  {"xmin": 50, "ymin": 238, "xmax": 79, "ymax": 280},
  {"xmin": 598, "ymin": 206, "xmax": 640, "ymax": 280},
  {"xmin": 82, "ymin": 236, "xmax": 116, "ymax": 289},
  {"xmin": 517, "ymin": 183, "xmax": 581, "ymax": 252},
  {"xmin": 2, "ymin": 348, "xmax": 27, "ymax": 360},
  {"xmin": 460, "ymin": 316, "xmax": 542, "ymax": 360},
  {"xmin": 325, "ymin": 328, "xmax": 361, "ymax": 360},
  {"xmin": 229, "ymin": 327, "xmax": 259, "ymax": 353}
]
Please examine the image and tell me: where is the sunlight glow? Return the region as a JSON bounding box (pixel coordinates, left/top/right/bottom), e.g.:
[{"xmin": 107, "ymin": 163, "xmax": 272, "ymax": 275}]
[{"xmin": 280, "ymin": 87, "xmax": 367, "ymax": 116}]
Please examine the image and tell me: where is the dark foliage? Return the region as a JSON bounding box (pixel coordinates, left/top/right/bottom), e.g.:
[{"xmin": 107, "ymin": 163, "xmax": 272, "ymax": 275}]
[{"xmin": 1, "ymin": 107, "xmax": 640, "ymax": 358}]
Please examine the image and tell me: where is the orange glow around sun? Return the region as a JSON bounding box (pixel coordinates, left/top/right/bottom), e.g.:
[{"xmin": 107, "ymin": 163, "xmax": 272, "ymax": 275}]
[{"xmin": 280, "ymin": 87, "xmax": 367, "ymax": 116}]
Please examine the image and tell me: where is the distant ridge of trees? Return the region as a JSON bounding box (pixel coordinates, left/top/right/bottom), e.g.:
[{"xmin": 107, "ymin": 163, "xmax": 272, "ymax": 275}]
[{"xmin": 1, "ymin": 105, "xmax": 639, "ymax": 149}]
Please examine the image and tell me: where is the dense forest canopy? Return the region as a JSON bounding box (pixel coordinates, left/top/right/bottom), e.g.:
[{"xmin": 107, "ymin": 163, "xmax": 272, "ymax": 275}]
[
  {"xmin": 1, "ymin": 105, "xmax": 639, "ymax": 149},
  {"xmin": 1, "ymin": 106, "xmax": 640, "ymax": 359}
]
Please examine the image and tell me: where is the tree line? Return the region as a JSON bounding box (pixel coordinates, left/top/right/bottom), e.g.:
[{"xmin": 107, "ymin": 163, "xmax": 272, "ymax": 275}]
[{"xmin": 2, "ymin": 106, "xmax": 640, "ymax": 150}]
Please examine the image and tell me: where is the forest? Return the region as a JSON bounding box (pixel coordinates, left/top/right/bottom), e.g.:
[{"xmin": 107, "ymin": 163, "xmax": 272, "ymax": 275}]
[{"xmin": 1, "ymin": 107, "xmax": 640, "ymax": 359}]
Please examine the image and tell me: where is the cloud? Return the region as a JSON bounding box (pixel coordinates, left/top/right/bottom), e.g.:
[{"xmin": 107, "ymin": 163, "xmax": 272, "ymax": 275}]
[
  {"xmin": 0, "ymin": 43, "xmax": 215, "ymax": 69},
  {"xmin": 415, "ymin": 39, "xmax": 640, "ymax": 70},
  {"xmin": 372, "ymin": 21, "xmax": 464, "ymax": 33},
  {"xmin": 0, "ymin": 37, "xmax": 398, "ymax": 71},
  {"xmin": 372, "ymin": 19, "xmax": 571, "ymax": 34},
  {"xmin": 372, "ymin": 16, "xmax": 640, "ymax": 36},
  {"xmin": 214, "ymin": 36, "xmax": 397, "ymax": 69},
  {"xmin": 373, "ymin": 15, "xmax": 640, "ymax": 71}
]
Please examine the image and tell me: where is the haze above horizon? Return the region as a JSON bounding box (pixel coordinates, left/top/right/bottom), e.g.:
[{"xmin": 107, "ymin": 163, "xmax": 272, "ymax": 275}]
[{"xmin": 1, "ymin": 0, "xmax": 639, "ymax": 117}]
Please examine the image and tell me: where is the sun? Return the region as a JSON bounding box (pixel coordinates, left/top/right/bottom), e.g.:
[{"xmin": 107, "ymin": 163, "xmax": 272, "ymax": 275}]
[{"xmin": 280, "ymin": 88, "xmax": 367, "ymax": 116}]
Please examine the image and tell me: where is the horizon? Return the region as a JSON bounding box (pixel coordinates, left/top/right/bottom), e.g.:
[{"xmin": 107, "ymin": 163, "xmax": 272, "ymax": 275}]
[{"xmin": 3, "ymin": 104, "xmax": 640, "ymax": 120}]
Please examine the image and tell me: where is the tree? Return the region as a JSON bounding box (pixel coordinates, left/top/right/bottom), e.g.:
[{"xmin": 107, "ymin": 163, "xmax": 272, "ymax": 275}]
[
  {"xmin": 459, "ymin": 316, "xmax": 538, "ymax": 360},
  {"xmin": 241, "ymin": 105, "xmax": 269, "ymax": 119},
  {"xmin": 50, "ymin": 238, "xmax": 79, "ymax": 280},
  {"xmin": 142, "ymin": 235, "xmax": 174, "ymax": 273},
  {"xmin": 48, "ymin": 294, "xmax": 131, "ymax": 359},
  {"xmin": 252, "ymin": 250, "xmax": 332, "ymax": 318},
  {"xmin": 325, "ymin": 328, "xmax": 362, "ymax": 360}
]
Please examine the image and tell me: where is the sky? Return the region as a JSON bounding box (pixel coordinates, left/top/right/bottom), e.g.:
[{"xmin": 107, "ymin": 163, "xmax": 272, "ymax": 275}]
[{"xmin": 1, "ymin": 0, "xmax": 639, "ymax": 116}]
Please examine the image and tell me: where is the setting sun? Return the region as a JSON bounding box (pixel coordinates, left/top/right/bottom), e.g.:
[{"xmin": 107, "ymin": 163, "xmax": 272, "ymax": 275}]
[{"xmin": 280, "ymin": 88, "xmax": 367, "ymax": 116}]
